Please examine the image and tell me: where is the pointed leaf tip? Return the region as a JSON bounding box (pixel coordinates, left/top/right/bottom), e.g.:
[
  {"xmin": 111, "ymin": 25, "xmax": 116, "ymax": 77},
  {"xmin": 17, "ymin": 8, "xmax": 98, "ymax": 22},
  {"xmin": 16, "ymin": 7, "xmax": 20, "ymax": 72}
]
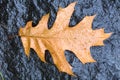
[
  {"xmin": 58, "ymin": 2, "xmax": 76, "ymax": 10},
  {"xmin": 41, "ymin": 13, "xmax": 49, "ymax": 21},
  {"xmin": 26, "ymin": 21, "xmax": 32, "ymax": 28},
  {"xmin": 105, "ymin": 33, "xmax": 112, "ymax": 39},
  {"xmin": 69, "ymin": 2, "xmax": 77, "ymax": 7}
]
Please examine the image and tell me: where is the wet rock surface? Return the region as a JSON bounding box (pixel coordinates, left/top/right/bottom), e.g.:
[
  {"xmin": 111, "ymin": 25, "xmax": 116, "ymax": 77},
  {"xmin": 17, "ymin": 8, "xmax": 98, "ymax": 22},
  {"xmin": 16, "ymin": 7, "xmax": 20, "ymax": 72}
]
[{"xmin": 0, "ymin": 0, "xmax": 120, "ymax": 80}]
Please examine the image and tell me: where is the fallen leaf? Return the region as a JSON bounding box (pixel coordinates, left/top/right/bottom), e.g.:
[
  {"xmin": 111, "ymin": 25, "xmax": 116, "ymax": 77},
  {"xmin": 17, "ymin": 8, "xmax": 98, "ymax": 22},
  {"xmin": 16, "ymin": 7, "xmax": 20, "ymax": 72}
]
[{"xmin": 19, "ymin": 2, "xmax": 112, "ymax": 75}]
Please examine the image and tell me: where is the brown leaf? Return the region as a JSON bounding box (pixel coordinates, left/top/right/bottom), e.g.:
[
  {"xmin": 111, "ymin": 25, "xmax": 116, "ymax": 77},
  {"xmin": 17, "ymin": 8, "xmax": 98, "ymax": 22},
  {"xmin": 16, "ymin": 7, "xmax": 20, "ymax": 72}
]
[{"xmin": 19, "ymin": 2, "xmax": 112, "ymax": 75}]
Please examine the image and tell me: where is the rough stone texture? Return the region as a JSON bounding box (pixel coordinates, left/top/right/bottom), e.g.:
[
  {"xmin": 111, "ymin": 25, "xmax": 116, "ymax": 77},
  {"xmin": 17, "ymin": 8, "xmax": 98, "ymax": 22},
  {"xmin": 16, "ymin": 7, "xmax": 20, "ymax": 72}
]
[{"xmin": 0, "ymin": 0, "xmax": 120, "ymax": 80}]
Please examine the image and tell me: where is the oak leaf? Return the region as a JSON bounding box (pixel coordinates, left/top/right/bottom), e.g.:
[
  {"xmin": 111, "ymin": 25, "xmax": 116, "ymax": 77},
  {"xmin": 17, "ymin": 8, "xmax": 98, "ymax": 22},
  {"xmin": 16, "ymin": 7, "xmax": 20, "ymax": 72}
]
[{"xmin": 19, "ymin": 2, "xmax": 112, "ymax": 75}]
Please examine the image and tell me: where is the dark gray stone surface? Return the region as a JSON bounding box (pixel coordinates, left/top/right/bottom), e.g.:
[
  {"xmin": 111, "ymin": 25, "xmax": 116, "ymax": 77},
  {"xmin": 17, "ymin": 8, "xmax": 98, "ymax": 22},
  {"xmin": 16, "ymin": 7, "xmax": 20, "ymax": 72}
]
[{"xmin": 0, "ymin": 0, "xmax": 120, "ymax": 80}]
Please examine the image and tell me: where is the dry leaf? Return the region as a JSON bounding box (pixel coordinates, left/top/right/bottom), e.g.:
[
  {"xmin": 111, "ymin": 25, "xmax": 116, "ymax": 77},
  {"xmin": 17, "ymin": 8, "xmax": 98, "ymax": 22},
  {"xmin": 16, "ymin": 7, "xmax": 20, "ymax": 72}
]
[{"xmin": 19, "ymin": 2, "xmax": 112, "ymax": 75}]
